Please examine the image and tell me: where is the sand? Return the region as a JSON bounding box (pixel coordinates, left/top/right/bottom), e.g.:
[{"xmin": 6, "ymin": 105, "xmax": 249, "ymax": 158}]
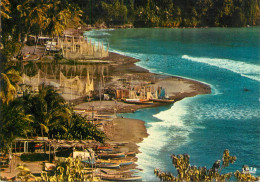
[
  {"xmin": 1, "ymin": 46, "xmax": 211, "ymax": 179},
  {"xmin": 74, "ymin": 51, "xmax": 211, "ymax": 169}
]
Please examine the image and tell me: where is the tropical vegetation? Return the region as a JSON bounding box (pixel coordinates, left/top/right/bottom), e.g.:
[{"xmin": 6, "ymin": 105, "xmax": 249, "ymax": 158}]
[
  {"xmin": 8, "ymin": 157, "xmax": 97, "ymax": 181},
  {"xmin": 0, "ymin": 84, "xmax": 106, "ymax": 153},
  {"xmin": 41, "ymin": 157, "xmax": 95, "ymax": 181},
  {"xmin": 0, "ymin": 0, "xmax": 104, "ymax": 153},
  {"xmin": 154, "ymin": 149, "xmax": 259, "ymax": 181},
  {"xmin": 0, "ymin": 0, "xmax": 82, "ymax": 68},
  {"xmin": 75, "ymin": 0, "xmax": 260, "ymax": 28}
]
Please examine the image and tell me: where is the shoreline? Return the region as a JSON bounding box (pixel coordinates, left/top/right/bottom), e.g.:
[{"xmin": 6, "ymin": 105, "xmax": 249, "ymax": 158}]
[
  {"xmin": 75, "ymin": 52, "xmax": 211, "ymax": 113},
  {"xmin": 3, "ymin": 37, "xmax": 211, "ymax": 179},
  {"xmin": 79, "ymin": 25, "xmax": 255, "ymax": 34},
  {"xmin": 74, "ymin": 51, "xmax": 211, "ymax": 170}
]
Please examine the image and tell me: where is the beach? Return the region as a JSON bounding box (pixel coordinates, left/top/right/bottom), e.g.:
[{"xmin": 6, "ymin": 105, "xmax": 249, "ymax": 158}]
[
  {"xmin": 75, "ymin": 52, "xmax": 211, "ymax": 113},
  {"xmin": 1, "ymin": 50, "xmax": 211, "ymax": 179},
  {"xmin": 74, "ymin": 51, "xmax": 211, "ymax": 163}
]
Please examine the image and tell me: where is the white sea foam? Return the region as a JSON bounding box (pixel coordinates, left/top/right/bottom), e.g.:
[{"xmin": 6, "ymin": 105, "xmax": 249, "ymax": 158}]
[
  {"xmin": 136, "ymin": 98, "xmax": 195, "ymax": 180},
  {"xmin": 153, "ymin": 101, "xmax": 187, "ymax": 127},
  {"xmin": 182, "ymin": 55, "xmax": 260, "ymax": 82}
]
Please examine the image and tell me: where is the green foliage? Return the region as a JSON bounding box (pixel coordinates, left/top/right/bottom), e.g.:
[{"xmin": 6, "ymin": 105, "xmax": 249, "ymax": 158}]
[
  {"xmin": 41, "ymin": 157, "xmax": 93, "ymax": 182},
  {"xmin": 101, "ymin": 0, "xmax": 128, "ymax": 26},
  {"xmin": 19, "ymin": 84, "xmax": 105, "ymax": 142},
  {"xmin": 154, "ymin": 149, "xmax": 238, "ymax": 181},
  {"xmin": 1, "ymin": 0, "xmax": 82, "ymax": 61},
  {"xmin": 16, "ymin": 164, "xmax": 37, "ymax": 181},
  {"xmin": 234, "ymin": 165, "xmax": 260, "ymax": 181},
  {"xmin": 74, "ymin": 0, "xmax": 260, "ymax": 27},
  {"xmin": 0, "ymin": 84, "xmax": 106, "ymax": 151},
  {"xmin": 0, "ymin": 101, "xmax": 34, "ymax": 152},
  {"xmin": 0, "ymin": 68, "xmax": 22, "ymax": 105}
]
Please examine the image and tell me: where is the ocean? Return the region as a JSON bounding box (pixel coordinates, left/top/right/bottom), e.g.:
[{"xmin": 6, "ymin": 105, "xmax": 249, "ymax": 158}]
[{"xmin": 84, "ymin": 27, "xmax": 260, "ymax": 181}]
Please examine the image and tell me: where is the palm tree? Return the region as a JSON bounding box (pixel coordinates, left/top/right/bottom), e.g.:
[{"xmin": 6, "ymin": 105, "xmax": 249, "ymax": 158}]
[
  {"xmin": 43, "ymin": 0, "xmax": 82, "ymax": 54},
  {"xmin": 0, "ymin": 0, "xmax": 11, "ymax": 19},
  {"xmin": 17, "ymin": 0, "xmax": 50, "ymax": 54},
  {"xmin": 67, "ymin": 113, "xmax": 106, "ymax": 143},
  {"xmin": 21, "ymin": 84, "xmax": 72, "ymax": 138},
  {"xmin": 0, "ymin": 68, "xmax": 22, "ymax": 105},
  {"xmin": 0, "ymin": 100, "xmax": 34, "ymax": 152}
]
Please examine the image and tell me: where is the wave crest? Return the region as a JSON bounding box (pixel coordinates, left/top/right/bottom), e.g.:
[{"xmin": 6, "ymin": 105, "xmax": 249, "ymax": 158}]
[{"xmin": 182, "ymin": 55, "xmax": 260, "ymax": 82}]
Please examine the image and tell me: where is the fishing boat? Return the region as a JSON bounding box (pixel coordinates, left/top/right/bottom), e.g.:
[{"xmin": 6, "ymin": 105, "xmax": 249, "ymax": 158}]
[
  {"xmin": 123, "ymin": 99, "xmax": 153, "ymax": 105},
  {"xmin": 98, "ymin": 152, "xmax": 126, "ymax": 159},
  {"xmin": 97, "ymin": 146, "xmax": 113, "ymax": 152},
  {"xmin": 125, "ymin": 151, "xmax": 136, "ymax": 157},
  {"xmin": 82, "ymin": 168, "xmax": 98, "ymax": 174},
  {"xmin": 98, "ymin": 159, "xmax": 133, "ymax": 166},
  {"xmin": 101, "ymin": 175, "xmax": 142, "ymax": 181},
  {"xmin": 149, "ymin": 86, "xmax": 174, "ymax": 103},
  {"xmin": 95, "ymin": 162, "xmax": 120, "ymax": 169},
  {"xmin": 149, "ymin": 98, "xmax": 175, "ymax": 103}
]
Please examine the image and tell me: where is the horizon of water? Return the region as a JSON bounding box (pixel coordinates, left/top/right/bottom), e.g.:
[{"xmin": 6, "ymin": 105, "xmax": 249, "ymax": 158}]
[{"xmin": 84, "ymin": 27, "xmax": 260, "ymax": 181}]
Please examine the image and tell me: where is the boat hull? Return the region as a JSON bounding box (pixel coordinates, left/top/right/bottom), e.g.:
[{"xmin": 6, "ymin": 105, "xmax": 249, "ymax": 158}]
[
  {"xmin": 96, "ymin": 163, "xmax": 120, "ymax": 169},
  {"xmin": 123, "ymin": 99, "xmax": 153, "ymax": 105},
  {"xmin": 98, "ymin": 159, "xmax": 133, "ymax": 166},
  {"xmin": 149, "ymin": 98, "xmax": 175, "ymax": 103},
  {"xmin": 101, "ymin": 175, "xmax": 142, "ymax": 181},
  {"xmin": 98, "ymin": 152, "xmax": 126, "ymax": 159}
]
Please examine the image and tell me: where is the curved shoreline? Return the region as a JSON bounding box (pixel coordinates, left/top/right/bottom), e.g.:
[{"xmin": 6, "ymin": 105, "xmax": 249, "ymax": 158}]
[
  {"xmin": 75, "ymin": 52, "xmax": 211, "ymax": 113},
  {"xmin": 75, "ymin": 51, "xmax": 211, "ymax": 156}
]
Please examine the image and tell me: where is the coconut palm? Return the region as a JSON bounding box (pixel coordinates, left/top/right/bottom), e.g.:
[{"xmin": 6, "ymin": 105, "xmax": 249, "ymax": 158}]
[
  {"xmin": 17, "ymin": 0, "xmax": 50, "ymax": 54},
  {"xmin": 21, "ymin": 84, "xmax": 72, "ymax": 138},
  {"xmin": 0, "ymin": 0, "xmax": 11, "ymax": 19},
  {"xmin": 43, "ymin": 0, "xmax": 82, "ymax": 54},
  {"xmin": 0, "ymin": 68, "xmax": 22, "ymax": 105},
  {"xmin": 66, "ymin": 113, "xmax": 106, "ymax": 143},
  {"xmin": 0, "ymin": 100, "xmax": 34, "ymax": 152}
]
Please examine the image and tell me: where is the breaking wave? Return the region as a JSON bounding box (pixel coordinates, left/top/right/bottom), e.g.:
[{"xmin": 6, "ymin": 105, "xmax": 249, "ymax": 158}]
[{"xmin": 182, "ymin": 55, "xmax": 260, "ymax": 82}]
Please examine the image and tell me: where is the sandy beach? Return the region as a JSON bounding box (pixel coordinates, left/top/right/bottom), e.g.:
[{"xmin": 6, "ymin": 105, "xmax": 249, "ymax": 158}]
[
  {"xmin": 75, "ymin": 52, "xmax": 211, "ymax": 113},
  {"xmin": 1, "ymin": 48, "xmax": 211, "ymax": 179},
  {"xmin": 74, "ymin": 51, "xmax": 211, "ymax": 164}
]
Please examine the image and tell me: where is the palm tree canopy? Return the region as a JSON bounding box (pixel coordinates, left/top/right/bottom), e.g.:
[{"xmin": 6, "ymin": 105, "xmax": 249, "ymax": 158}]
[{"xmin": 0, "ymin": 69, "xmax": 22, "ymax": 105}]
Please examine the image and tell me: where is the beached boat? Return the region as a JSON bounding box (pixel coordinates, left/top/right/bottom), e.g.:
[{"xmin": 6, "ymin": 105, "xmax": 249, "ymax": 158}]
[
  {"xmin": 125, "ymin": 151, "xmax": 136, "ymax": 157},
  {"xmin": 97, "ymin": 146, "xmax": 113, "ymax": 151},
  {"xmin": 98, "ymin": 152, "xmax": 126, "ymax": 159},
  {"xmin": 96, "ymin": 163, "xmax": 120, "ymax": 169},
  {"xmin": 149, "ymin": 98, "xmax": 175, "ymax": 103},
  {"xmin": 98, "ymin": 159, "xmax": 133, "ymax": 166},
  {"xmin": 101, "ymin": 175, "xmax": 142, "ymax": 181},
  {"xmin": 123, "ymin": 99, "xmax": 153, "ymax": 105},
  {"xmin": 82, "ymin": 168, "xmax": 98, "ymax": 174}
]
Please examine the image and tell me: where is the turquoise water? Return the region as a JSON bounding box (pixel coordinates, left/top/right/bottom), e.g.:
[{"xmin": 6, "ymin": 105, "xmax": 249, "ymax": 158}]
[{"xmin": 84, "ymin": 28, "xmax": 260, "ymax": 181}]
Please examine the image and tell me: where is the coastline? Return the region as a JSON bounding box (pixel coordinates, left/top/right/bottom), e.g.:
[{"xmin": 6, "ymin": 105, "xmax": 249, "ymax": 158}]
[
  {"xmin": 74, "ymin": 51, "xmax": 211, "ymax": 170},
  {"xmin": 7, "ymin": 37, "xmax": 212, "ymax": 178},
  {"xmin": 75, "ymin": 52, "xmax": 211, "ymax": 113}
]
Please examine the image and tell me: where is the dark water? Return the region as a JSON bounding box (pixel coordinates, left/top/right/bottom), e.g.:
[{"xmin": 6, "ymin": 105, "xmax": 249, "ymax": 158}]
[{"xmin": 84, "ymin": 27, "xmax": 260, "ymax": 181}]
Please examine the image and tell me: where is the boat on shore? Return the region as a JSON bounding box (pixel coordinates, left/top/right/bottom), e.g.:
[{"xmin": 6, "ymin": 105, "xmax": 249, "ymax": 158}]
[
  {"xmin": 96, "ymin": 163, "xmax": 120, "ymax": 169},
  {"xmin": 98, "ymin": 159, "xmax": 134, "ymax": 166},
  {"xmin": 123, "ymin": 99, "xmax": 153, "ymax": 105},
  {"xmin": 101, "ymin": 175, "xmax": 142, "ymax": 181},
  {"xmin": 149, "ymin": 98, "xmax": 175, "ymax": 103},
  {"xmin": 97, "ymin": 146, "xmax": 113, "ymax": 152},
  {"xmin": 98, "ymin": 152, "xmax": 126, "ymax": 159},
  {"xmin": 125, "ymin": 151, "xmax": 136, "ymax": 157}
]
